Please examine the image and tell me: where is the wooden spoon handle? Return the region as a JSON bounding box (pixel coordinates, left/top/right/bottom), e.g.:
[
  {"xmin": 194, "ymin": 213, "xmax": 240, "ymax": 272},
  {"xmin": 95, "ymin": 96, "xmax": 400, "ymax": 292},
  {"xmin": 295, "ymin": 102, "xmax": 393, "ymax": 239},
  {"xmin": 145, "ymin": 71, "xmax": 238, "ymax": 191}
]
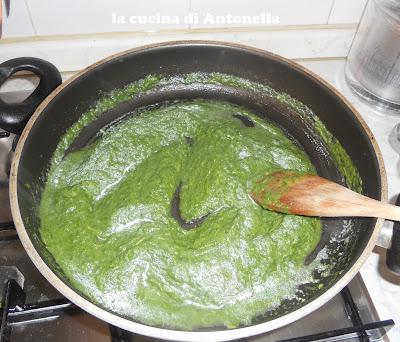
[
  {"xmin": 252, "ymin": 172, "xmax": 400, "ymax": 221},
  {"xmin": 333, "ymin": 193, "xmax": 400, "ymax": 221},
  {"xmin": 278, "ymin": 177, "xmax": 400, "ymax": 221}
]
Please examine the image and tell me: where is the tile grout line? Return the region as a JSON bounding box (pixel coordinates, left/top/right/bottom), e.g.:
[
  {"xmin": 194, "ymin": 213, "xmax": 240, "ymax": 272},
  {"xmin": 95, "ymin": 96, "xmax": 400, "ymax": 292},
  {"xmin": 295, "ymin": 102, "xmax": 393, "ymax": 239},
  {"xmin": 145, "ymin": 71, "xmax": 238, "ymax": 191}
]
[
  {"xmin": 326, "ymin": 0, "xmax": 336, "ymax": 25},
  {"xmin": 0, "ymin": 23, "xmax": 358, "ymax": 45},
  {"xmin": 23, "ymin": 0, "xmax": 37, "ymax": 36},
  {"xmin": 188, "ymin": 0, "xmax": 192, "ymax": 32}
]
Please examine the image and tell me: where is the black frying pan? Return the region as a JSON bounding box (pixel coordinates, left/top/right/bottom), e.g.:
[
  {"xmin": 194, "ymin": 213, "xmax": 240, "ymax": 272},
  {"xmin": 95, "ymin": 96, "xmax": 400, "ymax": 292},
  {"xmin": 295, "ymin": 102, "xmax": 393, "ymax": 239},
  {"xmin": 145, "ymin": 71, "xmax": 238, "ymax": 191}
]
[{"xmin": 0, "ymin": 41, "xmax": 399, "ymax": 341}]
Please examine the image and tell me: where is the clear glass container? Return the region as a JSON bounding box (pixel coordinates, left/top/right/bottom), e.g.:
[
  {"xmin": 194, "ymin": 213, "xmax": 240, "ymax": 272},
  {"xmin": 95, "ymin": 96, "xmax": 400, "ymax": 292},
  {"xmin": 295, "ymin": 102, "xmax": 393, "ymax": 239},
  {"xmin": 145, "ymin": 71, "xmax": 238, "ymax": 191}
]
[{"xmin": 345, "ymin": 0, "xmax": 400, "ymax": 113}]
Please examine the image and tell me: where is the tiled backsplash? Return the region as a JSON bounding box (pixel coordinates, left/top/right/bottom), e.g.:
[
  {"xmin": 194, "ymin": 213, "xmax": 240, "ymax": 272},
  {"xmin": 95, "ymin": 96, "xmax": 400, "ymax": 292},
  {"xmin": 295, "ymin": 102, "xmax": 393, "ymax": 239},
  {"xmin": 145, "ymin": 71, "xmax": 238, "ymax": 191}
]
[
  {"xmin": 2, "ymin": 0, "xmax": 367, "ymax": 37},
  {"xmin": 0, "ymin": 0, "xmax": 367, "ymax": 75},
  {"xmin": 328, "ymin": 0, "xmax": 367, "ymax": 24}
]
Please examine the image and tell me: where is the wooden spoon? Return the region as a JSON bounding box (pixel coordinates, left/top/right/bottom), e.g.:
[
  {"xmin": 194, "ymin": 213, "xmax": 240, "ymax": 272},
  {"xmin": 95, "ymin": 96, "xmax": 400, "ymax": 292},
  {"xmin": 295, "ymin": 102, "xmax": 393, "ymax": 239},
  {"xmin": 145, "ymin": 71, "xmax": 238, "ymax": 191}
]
[{"xmin": 251, "ymin": 170, "xmax": 400, "ymax": 221}]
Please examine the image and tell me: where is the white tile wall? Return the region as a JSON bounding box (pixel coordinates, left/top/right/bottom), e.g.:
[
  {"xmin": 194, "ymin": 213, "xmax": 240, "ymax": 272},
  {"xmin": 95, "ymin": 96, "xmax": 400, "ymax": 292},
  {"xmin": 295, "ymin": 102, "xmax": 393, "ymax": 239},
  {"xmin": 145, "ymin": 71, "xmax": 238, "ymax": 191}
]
[
  {"xmin": 328, "ymin": 0, "xmax": 368, "ymax": 24},
  {"xmin": 0, "ymin": 0, "xmax": 367, "ymax": 70},
  {"xmin": 189, "ymin": 0, "xmax": 266, "ymax": 28},
  {"xmin": 25, "ymin": 0, "xmax": 190, "ymax": 36},
  {"xmin": 1, "ymin": 0, "xmax": 35, "ymax": 37},
  {"xmin": 0, "ymin": 27, "xmax": 356, "ymax": 72},
  {"xmin": 262, "ymin": 0, "xmax": 333, "ymax": 25},
  {"xmin": 190, "ymin": 0, "xmax": 334, "ymax": 28},
  {"xmin": 1, "ymin": 0, "xmax": 367, "ymax": 40}
]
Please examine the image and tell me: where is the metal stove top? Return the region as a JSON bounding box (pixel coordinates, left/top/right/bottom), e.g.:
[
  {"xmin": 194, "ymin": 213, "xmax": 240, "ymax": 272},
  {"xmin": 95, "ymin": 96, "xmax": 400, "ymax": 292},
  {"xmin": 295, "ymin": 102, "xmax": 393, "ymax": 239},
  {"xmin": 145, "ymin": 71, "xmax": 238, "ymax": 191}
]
[{"xmin": 0, "ymin": 91, "xmax": 395, "ymax": 342}]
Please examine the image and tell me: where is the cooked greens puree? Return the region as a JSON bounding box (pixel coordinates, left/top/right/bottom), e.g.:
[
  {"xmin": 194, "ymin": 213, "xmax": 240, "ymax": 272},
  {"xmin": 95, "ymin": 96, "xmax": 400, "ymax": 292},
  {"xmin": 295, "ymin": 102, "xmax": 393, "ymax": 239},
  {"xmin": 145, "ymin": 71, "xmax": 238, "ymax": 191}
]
[{"xmin": 40, "ymin": 99, "xmax": 322, "ymax": 329}]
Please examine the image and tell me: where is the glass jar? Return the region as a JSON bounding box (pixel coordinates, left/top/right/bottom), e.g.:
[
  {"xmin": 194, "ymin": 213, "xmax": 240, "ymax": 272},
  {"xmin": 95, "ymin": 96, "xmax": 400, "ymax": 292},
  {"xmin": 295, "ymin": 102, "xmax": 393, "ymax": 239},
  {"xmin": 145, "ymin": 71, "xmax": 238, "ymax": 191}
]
[{"xmin": 345, "ymin": 0, "xmax": 400, "ymax": 113}]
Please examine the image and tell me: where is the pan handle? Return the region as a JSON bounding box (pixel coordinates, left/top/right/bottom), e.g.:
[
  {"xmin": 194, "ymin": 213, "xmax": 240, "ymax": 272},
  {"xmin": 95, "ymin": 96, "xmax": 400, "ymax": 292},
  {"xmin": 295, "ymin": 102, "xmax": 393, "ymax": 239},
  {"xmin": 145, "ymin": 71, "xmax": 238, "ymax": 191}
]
[
  {"xmin": 0, "ymin": 57, "xmax": 62, "ymax": 135},
  {"xmin": 386, "ymin": 195, "xmax": 400, "ymax": 275}
]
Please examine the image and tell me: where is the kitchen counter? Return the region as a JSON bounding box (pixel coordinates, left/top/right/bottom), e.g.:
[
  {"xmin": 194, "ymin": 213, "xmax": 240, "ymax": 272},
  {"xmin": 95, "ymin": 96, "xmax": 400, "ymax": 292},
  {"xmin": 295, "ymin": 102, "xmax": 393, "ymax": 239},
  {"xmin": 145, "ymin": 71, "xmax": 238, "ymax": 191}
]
[{"xmin": 298, "ymin": 58, "xmax": 400, "ymax": 341}]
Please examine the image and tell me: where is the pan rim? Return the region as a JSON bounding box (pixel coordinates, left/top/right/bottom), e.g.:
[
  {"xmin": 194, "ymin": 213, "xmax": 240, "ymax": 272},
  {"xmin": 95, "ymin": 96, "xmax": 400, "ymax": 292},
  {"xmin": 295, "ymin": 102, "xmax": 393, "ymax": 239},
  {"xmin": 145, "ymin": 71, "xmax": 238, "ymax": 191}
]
[{"xmin": 10, "ymin": 40, "xmax": 387, "ymax": 341}]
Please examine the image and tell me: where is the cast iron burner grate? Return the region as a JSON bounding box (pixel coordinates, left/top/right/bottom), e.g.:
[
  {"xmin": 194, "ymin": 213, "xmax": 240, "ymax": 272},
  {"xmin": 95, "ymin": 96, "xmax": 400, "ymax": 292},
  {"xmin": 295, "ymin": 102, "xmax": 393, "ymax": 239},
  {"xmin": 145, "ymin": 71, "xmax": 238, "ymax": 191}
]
[
  {"xmin": 0, "ymin": 276, "xmax": 394, "ymax": 342},
  {"xmin": 0, "ymin": 133, "xmax": 10, "ymax": 139}
]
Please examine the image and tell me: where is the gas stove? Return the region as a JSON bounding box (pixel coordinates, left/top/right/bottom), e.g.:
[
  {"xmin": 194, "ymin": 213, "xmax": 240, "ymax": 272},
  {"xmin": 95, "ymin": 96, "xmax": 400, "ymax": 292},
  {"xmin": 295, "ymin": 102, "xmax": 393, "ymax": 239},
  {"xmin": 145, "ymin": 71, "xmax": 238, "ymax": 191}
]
[{"xmin": 0, "ymin": 91, "xmax": 395, "ymax": 342}]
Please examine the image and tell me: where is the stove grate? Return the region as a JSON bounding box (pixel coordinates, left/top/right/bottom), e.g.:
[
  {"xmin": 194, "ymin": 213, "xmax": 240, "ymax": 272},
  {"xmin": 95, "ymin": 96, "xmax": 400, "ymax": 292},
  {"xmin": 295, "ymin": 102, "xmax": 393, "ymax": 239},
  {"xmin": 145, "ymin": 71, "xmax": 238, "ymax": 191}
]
[
  {"xmin": 0, "ymin": 132, "xmax": 10, "ymax": 139},
  {"xmin": 0, "ymin": 222, "xmax": 17, "ymax": 241},
  {"xmin": 0, "ymin": 277, "xmax": 394, "ymax": 342}
]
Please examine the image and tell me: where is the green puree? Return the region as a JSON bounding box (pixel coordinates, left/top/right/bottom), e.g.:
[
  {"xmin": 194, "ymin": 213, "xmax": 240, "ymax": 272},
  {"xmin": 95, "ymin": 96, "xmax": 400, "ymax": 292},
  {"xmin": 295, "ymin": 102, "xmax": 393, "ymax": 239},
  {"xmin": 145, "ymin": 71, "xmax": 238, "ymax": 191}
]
[{"xmin": 40, "ymin": 99, "xmax": 323, "ymax": 329}]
